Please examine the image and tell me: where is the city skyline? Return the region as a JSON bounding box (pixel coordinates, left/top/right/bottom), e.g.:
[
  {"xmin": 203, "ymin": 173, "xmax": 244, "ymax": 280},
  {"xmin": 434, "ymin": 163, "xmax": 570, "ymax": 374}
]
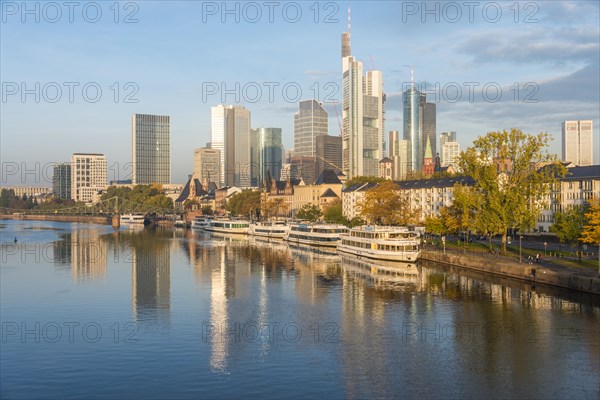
[{"xmin": 1, "ymin": 1, "xmax": 599, "ymax": 185}]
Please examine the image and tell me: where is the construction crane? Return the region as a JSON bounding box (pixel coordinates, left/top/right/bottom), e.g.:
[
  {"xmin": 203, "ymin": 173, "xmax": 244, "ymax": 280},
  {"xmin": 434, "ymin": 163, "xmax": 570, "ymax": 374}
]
[
  {"xmin": 322, "ymin": 100, "xmax": 343, "ymax": 137},
  {"xmin": 315, "ymin": 154, "xmax": 343, "ymax": 173}
]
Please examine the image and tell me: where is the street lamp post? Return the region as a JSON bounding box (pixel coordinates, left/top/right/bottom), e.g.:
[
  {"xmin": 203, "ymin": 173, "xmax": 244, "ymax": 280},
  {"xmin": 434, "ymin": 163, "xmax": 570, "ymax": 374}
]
[
  {"xmin": 519, "ymin": 235, "xmax": 522, "ymax": 263},
  {"xmin": 544, "ymin": 241, "xmax": 547, "ymax": 256}
]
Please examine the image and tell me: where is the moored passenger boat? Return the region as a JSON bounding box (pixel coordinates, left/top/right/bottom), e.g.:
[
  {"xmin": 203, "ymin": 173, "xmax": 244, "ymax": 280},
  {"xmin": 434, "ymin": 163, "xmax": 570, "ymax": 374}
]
[
  {"xmin": 204, "ymin": 219, "xmax": 250, "ymax": 234},
  {"xmin": 120, "ymin": 214, "xmax": 146, "ymax": 224},
  {"xmin": 190, "ymin": 216, "xmax": 211, "ymax": 230},
  {"xmin": 283, "ymin": 223, "xmax": 348, "ymax": 247},
  {"xmin": 337, "ymin": 226, "xmax": 421, "ymax": 262},
  {"xmin": 249, "ymin": 221, "xmax": 288, "ymax": 239}
]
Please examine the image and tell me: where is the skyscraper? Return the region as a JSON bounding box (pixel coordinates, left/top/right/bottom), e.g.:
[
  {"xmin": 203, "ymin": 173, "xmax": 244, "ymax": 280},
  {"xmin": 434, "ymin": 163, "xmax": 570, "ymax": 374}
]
[
  {"xmin": 294, "ymin": 100, "xmax": 328, "ymax": 157},
  {"xmin": 211, "ymin": 105, "xmax": 251, "ymax": 187},
  {"xmin": 439, "ymin": 131, "xmax": 456, "ymax": 165},
  {"xmin": 316, "ymin": 135, "xmax": 343, "ymax": 178},
  {"xmin": 562, "ymin": 120, "xmax": 593, "ymax": 166},
  {"xmin": 341, "ymin": 13, "xmax": 384, "ymax": 179},
  {"xmin": 388, "ymin": 130, "xmax": 411, "ymax": 180},
  {"xmin": 250, "ymin": 128, "xmax": 283, "ymax": 186},
  {"xmin": 403, "ymin": 69, "xmax": 436, "ymax": 173},
  {"xmin": 193, "ymin": 147, "xmax": 221, "ymax": 183},
  {"xmin": 53, "ymin": 163, "xmax": 71, "ymax": 200},
  {"xmin": 71, "ymin": 153, "xmax": 107, "ymax": 203},
  {"xmin": 421, "ymin": 100, "xmax": 436, "ymax": 162},
  {"xmin": 132, "ymin": 114, "xmax": 171, "ymax": 185}
]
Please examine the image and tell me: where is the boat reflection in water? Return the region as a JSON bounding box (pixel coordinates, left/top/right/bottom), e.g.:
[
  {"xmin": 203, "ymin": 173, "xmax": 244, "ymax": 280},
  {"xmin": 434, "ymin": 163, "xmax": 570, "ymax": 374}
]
[{"xmin": 338, "ymin": 254, "xmax": 421, "ymax": 289}]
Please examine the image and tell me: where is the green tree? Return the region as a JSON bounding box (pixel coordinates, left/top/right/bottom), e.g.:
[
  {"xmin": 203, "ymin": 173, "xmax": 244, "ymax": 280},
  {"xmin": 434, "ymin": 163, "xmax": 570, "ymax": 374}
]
[
  {"xmin": 347, "ymin": 217, "xmax": 365, "ymax": 227},
  {"xmin": 550, "ymin": 205, "xmax": 587, "ymax": 262},
  {"xmin": 323, "ymin": 199, "xmax": 344, "ymax": 224},
  {"xmin": 296, "ymin": 204, "xmax": 322, "ymax": 222},
  {"xmin": 425, "ymin": 210, "xmax": 450, "ymax": 236},
  {"xmin": 0, "ymin": 189, "xmax": 9, "ymax": 208},
  {"xmin": 359, "ymin": 180, "xmax": 420, "ymax": 226},
  {"xmin": 581, "ymin": 197, "xmax": 600, "ymax": 273},
  {"xmin": 458, "ymin": 129, "xmax": 565, "ymax": 255},
  {"xmin": 100, "ymin": 185, "xmax": 173, "ymax": 213},
  {"xmin": 225, "ymin": 190, "xmax": 261, "ymax": 218},
  {"xmin": 201, "ymin": 205, "xmax": 214, "ymax": 216}
]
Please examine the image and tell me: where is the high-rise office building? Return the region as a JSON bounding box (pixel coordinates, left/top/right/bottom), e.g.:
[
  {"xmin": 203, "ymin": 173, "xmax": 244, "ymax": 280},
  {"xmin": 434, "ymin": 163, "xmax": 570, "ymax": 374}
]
[
  {"xmin": 341, "ymin": 20, "xmax": 384, "ymax": 179},
  {"xmin": 211, "ymin": 105, "xmax": 251, "ymax": 187},
  {"xmin": 53, "ymin": 163, "xmax": 71, "ymax": 200},
  {"xmin": 388, "ymin": 130, "xmax": 411, "ymax": 180},
  {"xmin": 132, "ymin": 114, "xmax": 170, "ymax": 185},
  {"xmin": 316, "ymin": 135, "xmax": 343, "ymax": 178},
  {"xmin": 562, "ymin": 120, "xmax": 593, "ymax": 166},
  {"xmin": 290, "ymin": 156, "xmax": 318, "ymax": 184},
  {"xmin": 294, "ymin": 100, "xmax": 328, "ymax": 158},
  {"xmin": 403, "ymin": 77, "xmax": 421, "ymax": 172},
  {"xmin": 439, "ymin": 131, "xmax": 456, "ymax": 165},
  {"xmin": 421, "ymin": 100, "xmax": 436, "ymax": 162},
  {"xmin": 403, "ymin": 70, "xmax": 435, "ymax": 173},
  {"xmin": 250, "ymin": 128, "xmax": 283, "ymax": 186},
  {"xmin": 71, "ymin": 153, "xmax": 107, "ymax": 203},
  {"xmin": 193, "ymin": 147, "xmax": 221, "ymax": 183},
  {"xmin": 439, "ymin": 131, "xmax": 456, "ymax": 149},
  {"xmin": 442, "ymin": 141, "xmax": 461, "ymax": 169}
]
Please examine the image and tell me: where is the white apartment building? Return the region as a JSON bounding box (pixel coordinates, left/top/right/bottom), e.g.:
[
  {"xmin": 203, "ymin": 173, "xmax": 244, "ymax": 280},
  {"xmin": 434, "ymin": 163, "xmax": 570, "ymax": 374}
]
[
  {"xmin": 538, "ymin": 164, "xmax": 600, "ymax": 232},
  {"xmin": 342, "ymin": 177, "xmax": 476, "ymax": 222},
  {"xmin": 342, "ymin": 182, "xmax": 379, "ymax": 220},
  {"xmin": 71, "ymin": 153, "xmax": 107, "ymax": 203},
  {"xmin": 442, "ymin": 141, "xmax": 461, "ymax": 168}
]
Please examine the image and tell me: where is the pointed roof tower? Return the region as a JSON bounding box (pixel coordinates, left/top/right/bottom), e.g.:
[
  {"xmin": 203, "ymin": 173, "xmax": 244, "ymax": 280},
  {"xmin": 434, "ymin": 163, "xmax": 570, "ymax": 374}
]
[{"xmin": 424, "ymin": 135, "xmax": 433, "ymax": 159}]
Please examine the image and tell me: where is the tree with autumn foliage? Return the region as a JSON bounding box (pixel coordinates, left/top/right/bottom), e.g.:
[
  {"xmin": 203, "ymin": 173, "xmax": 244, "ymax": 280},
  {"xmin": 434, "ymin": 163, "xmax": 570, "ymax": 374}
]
[
  {"xmin": 359, "ymin": 180, "xmax": 420, "ymax": 226},
  {"xmin": 581, "ymin": 197, "xmax": 600, "ymax": 273},
  {"xmin": 550, "ymin": 205, "xmax": 587, "ymax": 262},
  {"xmin": 457, "ymin": 129, "xmax": 565, "ymax": 255}
]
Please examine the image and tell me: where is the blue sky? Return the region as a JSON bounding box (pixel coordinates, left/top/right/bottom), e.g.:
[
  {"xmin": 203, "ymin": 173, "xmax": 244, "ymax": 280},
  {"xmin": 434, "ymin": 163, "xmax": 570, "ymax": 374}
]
[{"xmin": 1, "ymin": 0, "xmax": 599, "ymax": 185}]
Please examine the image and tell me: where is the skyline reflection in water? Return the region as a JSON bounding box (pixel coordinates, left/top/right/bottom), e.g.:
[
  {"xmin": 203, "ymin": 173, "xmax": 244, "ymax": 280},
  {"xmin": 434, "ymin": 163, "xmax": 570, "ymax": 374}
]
[{"xmin": 1, "ymin": 220, "xmax": 598, "ymax": 399}]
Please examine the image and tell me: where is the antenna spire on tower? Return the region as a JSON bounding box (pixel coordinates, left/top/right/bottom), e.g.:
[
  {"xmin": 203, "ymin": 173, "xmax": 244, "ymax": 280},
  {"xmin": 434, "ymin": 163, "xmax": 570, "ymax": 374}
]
[
  {"xmin": 348, "ymin": 6, "xmax": 351, "ymax": 39},
  {"xmin": 410, "ymin": 65, "xmax": 414, "ymax": 87}
]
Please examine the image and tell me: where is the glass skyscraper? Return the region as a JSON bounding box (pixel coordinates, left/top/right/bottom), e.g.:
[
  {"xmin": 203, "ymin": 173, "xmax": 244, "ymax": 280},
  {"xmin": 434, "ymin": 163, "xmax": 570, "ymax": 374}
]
[
  {"xmin": 403, "ymin": 80, "xmax": 435, "ymax": 173},
  {"xmin": 403, "ymin": 85, "xmax": 422, "ymax": 172},
  {"xmin": 53, "ymin": 163, "xmax": 71, "ymax": 200},
  {"xmin": 251, "ymin": 128, "xmax": 282, "ymax": 186},
  {"xmin": 132, "ymin": 114, "xmax": 171, "ymax": 184}
]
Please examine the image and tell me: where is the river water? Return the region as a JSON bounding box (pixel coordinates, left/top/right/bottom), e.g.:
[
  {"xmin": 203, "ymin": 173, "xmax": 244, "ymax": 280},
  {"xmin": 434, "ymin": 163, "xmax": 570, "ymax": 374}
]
[{"xmin": 1, "ymin": 220, "xmax": 598, "ymax": 399}]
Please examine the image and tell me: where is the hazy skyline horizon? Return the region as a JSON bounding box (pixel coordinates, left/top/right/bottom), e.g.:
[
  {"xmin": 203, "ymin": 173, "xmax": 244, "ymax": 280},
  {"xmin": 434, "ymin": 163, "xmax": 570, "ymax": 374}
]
[{"xmin": 2, "ymin": 1, "xmax": 599, "ymax": 185}]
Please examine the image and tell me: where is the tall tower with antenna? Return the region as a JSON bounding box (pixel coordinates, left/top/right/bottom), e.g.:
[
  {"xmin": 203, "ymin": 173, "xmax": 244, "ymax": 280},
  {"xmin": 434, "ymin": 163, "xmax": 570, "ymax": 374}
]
[{"xmin": 340, "ymin": 6, "xmax": 385, "ymax": 179}]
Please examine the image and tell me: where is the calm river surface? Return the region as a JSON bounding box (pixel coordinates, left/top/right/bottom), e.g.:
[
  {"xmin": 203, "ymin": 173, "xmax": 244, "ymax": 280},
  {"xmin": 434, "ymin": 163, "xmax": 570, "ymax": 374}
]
[{"xmin": 1, "ymin": 220, "xmax": 599, "ymax": 399}]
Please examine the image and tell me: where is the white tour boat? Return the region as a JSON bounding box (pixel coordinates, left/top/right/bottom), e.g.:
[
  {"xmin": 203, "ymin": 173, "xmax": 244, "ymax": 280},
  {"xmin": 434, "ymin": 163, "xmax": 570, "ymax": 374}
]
[
  {"xmin": 204, "ymin": 219, "xmax": 250, "ymax": 234},
  {"xmin": 120, "ymin": 214, "xmax": 146, "ymax": 224},
  {"xmin": 249, "ymin": 221, "xmax": 288, "ymax": 239},
  {"xmin": 337, "ymin": 226, "xmax": 421, "ymax": 262},
  {"xmin": 190, "ymin": 216, "xmax": 211, "ymax": 230},
  {"xmin": 283, "ymin": 223, "xmax": 348, "ymax": 247}
]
